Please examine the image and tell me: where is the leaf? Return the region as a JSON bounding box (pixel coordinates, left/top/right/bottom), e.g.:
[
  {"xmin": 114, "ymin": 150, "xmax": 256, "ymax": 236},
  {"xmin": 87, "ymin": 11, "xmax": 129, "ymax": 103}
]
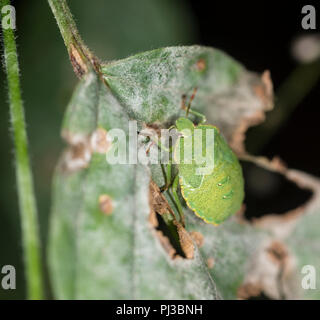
[
  {"xmin": 211, "ymin": 156, "xmax": 320, "ymax": 300},
  {"xmin": 101, "ymin": 46, "xmax": 244, "ymax": 123},
  {"xmin": 287, "ymin": 203, "xmax": 320, "ymax": 299},
  {"xmin": 101, "ymin": 45, "xmax": 272, "ymax": 153},
  {"xmin": 49, "ymin": 70, "xmax": 220, "ymax": 299},
  {"xmin": 185, "ymin": 214, "xmax": 268, "ymax": 299},
  {"xmin": 50, "ymin": 45, "xmax": 320, "ymax": 300},
  {"xmin": 48, "ymin": 46, "xmax": 275, "ymax": 300}
]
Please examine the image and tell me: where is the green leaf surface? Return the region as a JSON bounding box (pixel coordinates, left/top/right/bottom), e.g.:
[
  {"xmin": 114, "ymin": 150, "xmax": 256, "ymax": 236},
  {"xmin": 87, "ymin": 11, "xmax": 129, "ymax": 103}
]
[
  {"xmin": 49, "ymin": 45, "xmax": 320, "ymax": 300},
  {"xmin": 287, "ymin": 201, "xmax": 320, "ymax": 300},
  {"xmin": 102, "ymin": 46, "xmax": 243, "ymax": 123},
  {"xmin": 49, "ymin": 69, "xmax": 221, "ymax": 299}
]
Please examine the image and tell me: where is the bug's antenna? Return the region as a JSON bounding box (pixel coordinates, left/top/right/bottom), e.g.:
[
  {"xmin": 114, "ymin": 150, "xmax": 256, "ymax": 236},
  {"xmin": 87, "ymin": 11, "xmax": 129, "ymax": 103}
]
[
  {"xmin": 186, "ymin": 87, "xmax": 198, "ymax": 117},
  {"xmin": 181, "ymin": 94, "xmax": 187, "ymax": 112}
]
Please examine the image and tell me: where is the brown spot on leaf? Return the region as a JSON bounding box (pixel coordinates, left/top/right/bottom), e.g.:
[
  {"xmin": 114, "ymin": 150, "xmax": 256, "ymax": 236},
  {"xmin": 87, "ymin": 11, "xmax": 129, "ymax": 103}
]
[
  {"xmin": 196, "ymin": 58, "xmax": 206, "ymax": 71},
  {"xmin": 266, "ymin": 241, "xmax": 288, "ymax": 265},
  {"xmin": 175, "ymin": 222, "xmax": 194, "ymax": 259},
  {"xmin": 237, "ymin": 282, "xmax": 263, "ymax": 300},
  {"xmin": 238, "ymin": 239, "xmax": 299, "ymax": 299},
  {"xmin": 149, "ymin": 180, "xmax": 175, "ymax": 216},
  {"xmin": 207, "ymin": 257, "xmax": 215, "ymax": 269},
  {"xmin": 145, "ymin": 123, "xmax": 161, "ymax": 136},
  {"xmin": 60, "ymin": 132, "xmax": 92, "ymax": 173},
  {"xmin": 99, "ymin": 194, "xmax": 113, "ymax": 215},
  {"xmin": 264, "ymin": 241, "xmax": 296, "ymax": 299},
  {"xmin": 190, "ymin": 231, "xmax": 204, "ymax": 248},
  {"xmin": 91, "ymin": 128, "xmax": 111, "ymax": 154}
]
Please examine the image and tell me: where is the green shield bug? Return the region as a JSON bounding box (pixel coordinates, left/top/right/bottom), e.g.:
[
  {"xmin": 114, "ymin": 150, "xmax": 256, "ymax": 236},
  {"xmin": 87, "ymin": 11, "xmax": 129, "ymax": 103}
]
[{"xmin": 159, "ymin": 90, "xmax": 244, "ymax": 226}]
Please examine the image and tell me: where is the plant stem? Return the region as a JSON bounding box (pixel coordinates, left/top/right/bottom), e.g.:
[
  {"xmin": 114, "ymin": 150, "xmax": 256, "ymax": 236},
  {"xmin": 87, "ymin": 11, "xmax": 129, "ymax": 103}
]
[
  {"xmin": 48, "ymin": 0, "xmax": 100, "ymax": 78},
  {"xmin": 1, "ymin": 0, "xmax": 43, "ymax": 299}
]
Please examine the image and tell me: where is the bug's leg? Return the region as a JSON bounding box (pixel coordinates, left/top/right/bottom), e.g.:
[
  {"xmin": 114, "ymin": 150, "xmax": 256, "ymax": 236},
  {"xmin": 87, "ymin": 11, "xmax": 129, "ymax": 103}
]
[
  {"xmin": 181, "ymin": 88, "xmax": 206, "ymax": 124},
  {"xmin": 181, "ymin": 93, "xmax": 188, "ymax": 112},
  {"xmin": 171, "ymin": 175, "xmax": 185, "ymax": 226},
  {"xmin": 160, "ymin": 163, "xmax": 172, "ymax": 192},
  {"xmin": 185, "ymin": 87, "xmax": 198, "ymax": 117},
  {"xmin": 159, "ymin": 125, "xmax": 177, "ymax": 191},
  {"xmin": 145, "ymin": 140, "xmax": 155, "ymax": 155}
]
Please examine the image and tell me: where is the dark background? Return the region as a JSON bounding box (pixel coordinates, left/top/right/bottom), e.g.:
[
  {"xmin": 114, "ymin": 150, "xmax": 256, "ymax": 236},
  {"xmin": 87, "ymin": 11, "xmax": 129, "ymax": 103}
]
[{"xmin": 0, "ymin": 0, "xmax": 319, "ymax": 299}]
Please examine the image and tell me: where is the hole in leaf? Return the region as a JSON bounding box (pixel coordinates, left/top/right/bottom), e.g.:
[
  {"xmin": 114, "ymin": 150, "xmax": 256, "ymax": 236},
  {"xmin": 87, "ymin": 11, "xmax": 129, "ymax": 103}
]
[
  {"xmin": 155, "ymin": 213, "xmax": 186, "ymax": 259},
  {"xmin": 241, "ymin": 161, "xmax": 313, "ymax": 220}
]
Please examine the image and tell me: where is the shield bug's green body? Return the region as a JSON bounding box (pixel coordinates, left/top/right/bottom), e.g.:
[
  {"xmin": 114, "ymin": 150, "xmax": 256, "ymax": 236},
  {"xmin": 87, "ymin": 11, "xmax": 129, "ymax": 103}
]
[
  {"xmin": 172, "ymin": 117, "xmax": 244, "ymax": 225},
  {"xmin": 159, "ymin": 91, "xmax": 244, "ymax": 226}
]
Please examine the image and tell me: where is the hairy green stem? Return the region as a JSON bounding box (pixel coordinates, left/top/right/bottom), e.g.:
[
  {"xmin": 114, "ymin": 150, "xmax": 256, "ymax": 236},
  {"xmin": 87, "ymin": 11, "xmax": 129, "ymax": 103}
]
[
  {"xmin": 0, "ymin": 0, "xmax": 43, "ymax": 299},
  {"xmin": 48, "ymin": 0, "xmax": 99, "ymax": 77}
]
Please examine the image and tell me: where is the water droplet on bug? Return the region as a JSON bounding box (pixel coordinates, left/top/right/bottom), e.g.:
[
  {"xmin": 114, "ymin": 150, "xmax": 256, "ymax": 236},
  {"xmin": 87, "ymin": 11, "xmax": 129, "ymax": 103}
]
[
  {"xmin": 217, "ymin": 175, "xmax": 230, "ymax": 186},
  {"xmin": 222, "ymin": 190, "xmax": 234, "ymax": 200}
]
